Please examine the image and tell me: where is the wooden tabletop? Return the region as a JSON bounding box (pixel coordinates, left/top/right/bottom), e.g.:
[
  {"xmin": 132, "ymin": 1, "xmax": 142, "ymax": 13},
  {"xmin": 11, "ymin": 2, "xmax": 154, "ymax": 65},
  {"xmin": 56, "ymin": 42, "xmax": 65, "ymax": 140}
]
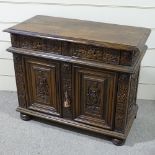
[{"xmin": 4, "ymin": 15, "xmax": 151, "ymax": 51}]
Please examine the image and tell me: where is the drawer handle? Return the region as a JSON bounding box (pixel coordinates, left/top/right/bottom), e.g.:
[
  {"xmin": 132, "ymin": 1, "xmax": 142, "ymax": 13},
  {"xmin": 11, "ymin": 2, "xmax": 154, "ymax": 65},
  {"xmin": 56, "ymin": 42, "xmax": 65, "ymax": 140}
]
[{"xmin": 64, "ymin": 91, "xmax": 70, "ymax": 108}]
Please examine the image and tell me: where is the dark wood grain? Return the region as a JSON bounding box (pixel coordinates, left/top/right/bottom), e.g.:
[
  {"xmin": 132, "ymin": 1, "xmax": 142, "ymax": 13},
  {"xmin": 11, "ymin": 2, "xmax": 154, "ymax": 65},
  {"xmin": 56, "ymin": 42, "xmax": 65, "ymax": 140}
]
[{"xmin": 5, "ymin": 15, "xmax": 150, "ymax": 146}]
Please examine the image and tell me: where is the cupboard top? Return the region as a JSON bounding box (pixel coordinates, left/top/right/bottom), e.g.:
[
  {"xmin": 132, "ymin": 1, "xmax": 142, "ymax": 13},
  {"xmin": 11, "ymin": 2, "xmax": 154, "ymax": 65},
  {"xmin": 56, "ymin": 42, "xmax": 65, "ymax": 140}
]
[{"xmin": 4, "ymin": 15, "xmax": 150, "ymax": 52}]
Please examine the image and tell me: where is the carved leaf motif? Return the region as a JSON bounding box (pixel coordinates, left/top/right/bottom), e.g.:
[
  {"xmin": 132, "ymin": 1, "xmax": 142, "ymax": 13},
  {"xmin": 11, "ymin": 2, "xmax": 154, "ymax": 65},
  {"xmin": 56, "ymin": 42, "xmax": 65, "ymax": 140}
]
[
  {"xmin": 35, "ymin": 70, "xmax": 50, "ymax": 104},
  {"xmin": 85, "ymin": 81, "xmax": 101, "ymax": 115}
]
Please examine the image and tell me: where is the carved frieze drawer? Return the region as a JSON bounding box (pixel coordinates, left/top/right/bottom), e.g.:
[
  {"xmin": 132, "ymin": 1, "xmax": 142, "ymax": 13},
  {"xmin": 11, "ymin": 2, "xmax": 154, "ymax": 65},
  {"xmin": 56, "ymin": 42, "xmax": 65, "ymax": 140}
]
[{"xmin": 11, "ymin": 34, "xmax": 138, "ymax": 66}]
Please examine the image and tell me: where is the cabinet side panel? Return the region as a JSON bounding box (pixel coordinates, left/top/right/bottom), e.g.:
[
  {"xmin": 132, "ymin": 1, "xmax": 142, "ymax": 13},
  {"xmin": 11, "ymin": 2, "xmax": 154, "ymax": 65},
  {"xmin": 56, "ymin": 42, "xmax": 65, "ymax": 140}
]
[
  {"xmin": 127, "ymin": 67, "xmax": 140, "ymax": 123},
  {"xmin": 115, "ymin": 73, "xmax": 130, "ymax": 132},
  {"xmin": 13, "ymin": 53, "xmax": 27, "ymax": 108}
]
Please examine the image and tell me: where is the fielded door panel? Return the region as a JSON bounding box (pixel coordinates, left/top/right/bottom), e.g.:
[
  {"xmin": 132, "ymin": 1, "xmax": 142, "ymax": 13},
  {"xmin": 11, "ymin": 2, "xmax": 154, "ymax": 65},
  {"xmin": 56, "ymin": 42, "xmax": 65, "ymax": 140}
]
[
  {"xmin": 73, "ymin": 66, "xmax": 117, "ymax": 130},
  {"xmin": 24, "ymin": 57, "xmax": 61, "ymax": 116}
]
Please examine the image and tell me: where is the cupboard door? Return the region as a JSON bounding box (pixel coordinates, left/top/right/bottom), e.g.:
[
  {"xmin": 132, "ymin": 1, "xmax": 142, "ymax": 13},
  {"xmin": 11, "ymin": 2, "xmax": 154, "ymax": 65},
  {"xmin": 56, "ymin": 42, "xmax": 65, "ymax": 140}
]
[
  {"xmin": 73, "ymin": 66, "xmax": 117, "ymax": 129},
  {"xmin": 25, "ymin": 57, "xmax": 61, "ymax": 116}
]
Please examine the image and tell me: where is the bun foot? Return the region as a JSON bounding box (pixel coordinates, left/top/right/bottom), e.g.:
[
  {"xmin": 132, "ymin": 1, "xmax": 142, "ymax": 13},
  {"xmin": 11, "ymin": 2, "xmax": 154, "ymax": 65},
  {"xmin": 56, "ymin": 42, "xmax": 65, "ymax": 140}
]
[
  {"xmin": 20, "ymin": 113, "xmax": 31, "ymax": 121},
  {"xmin": 112, "ymin": 138, "xmax": 125, "ymax": 146}
]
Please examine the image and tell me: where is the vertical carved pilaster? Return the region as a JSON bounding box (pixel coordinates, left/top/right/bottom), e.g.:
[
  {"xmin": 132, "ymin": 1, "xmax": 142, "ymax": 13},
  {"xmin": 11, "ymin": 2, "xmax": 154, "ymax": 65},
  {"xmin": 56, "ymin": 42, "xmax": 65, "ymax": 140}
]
[
  {"xmin": 61, "ymin": 63, "xmax": 72, "ymax": 119},
  {"xmin": 127, "ymin": 67, "xmax": 140, "ymax": 122},
  {"xmin": 13, "ymin": 54, "xmax": 27, "ymax": 108},
  {"xmin": 115, "ymin": 74, "xmax": 130, "ymax": 132}
]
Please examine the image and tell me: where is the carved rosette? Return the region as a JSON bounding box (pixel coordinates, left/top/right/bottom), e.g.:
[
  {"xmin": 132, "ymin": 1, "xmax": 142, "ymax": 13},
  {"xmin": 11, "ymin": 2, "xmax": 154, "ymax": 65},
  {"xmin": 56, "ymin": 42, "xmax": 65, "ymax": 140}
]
[
  {"xmin": 115, "ymin": 74, "xmax": 130, "ymax": 132},
  {"xmin": 13, "ymin": 54, "xmax": 27, "ymax": 108},
  {"xmin": 61, "ymin": 63, "xmax": 72, "ymax": 119}
]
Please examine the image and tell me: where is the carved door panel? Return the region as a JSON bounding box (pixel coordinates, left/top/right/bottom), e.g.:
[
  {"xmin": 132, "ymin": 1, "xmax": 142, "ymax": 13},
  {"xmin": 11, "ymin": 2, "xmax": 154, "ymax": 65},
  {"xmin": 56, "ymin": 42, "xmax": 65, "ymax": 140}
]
[
  {"xmin": 73, "ymin": 66, "xmax": 117, "ymax": 129},
  {"xmin": 25, "ymin": 57, "xmax": 61, "ymax": 116}
]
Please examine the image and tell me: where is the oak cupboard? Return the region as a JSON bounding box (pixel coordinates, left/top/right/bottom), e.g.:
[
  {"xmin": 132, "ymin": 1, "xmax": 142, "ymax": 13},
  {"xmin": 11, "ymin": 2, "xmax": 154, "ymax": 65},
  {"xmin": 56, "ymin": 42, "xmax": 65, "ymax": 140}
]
[{"xmin": 4, "ymin": 15, "xmax": 150, "ymax": 145}]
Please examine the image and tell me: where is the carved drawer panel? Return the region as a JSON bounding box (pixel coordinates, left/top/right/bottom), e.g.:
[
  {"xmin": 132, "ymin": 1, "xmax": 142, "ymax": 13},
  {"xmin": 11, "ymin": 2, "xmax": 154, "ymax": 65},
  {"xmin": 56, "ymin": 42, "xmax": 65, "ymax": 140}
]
[
  {"xmin": 11, "ymin": 34, "xmax": 139, "ymax": 66},
  {"xmin": 71, "ymin": 43, "xmax": 120, "ymax": 65},
  {"xmin": 24, "ymin": 57, "xmax": 61, "ymax": 116},
  {"xmin": 11, "ymin": 34, "xmax": 62, "ymax": 54},
  {"xmin": 73, "ymin": 66, "xmax": 117, "ymax": 129}
]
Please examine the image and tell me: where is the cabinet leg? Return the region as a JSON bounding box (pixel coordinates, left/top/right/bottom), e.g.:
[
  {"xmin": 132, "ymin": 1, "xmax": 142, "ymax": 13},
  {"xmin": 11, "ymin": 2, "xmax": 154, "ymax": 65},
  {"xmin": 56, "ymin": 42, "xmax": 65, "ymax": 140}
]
[
  {"xmin": 20, "ymin": 113, "xmax": 31, "ymax": 121},
  {"xmin": 112, "ymin": 138, "xmax": 125, "ymax": 146}
]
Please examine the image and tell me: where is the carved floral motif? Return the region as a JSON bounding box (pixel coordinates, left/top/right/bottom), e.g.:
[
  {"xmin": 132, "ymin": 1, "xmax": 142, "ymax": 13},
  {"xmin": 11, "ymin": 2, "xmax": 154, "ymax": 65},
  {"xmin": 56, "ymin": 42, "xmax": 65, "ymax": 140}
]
[
  {"xmin": 85, "ymin": 80, "xmax": 101, "ymax": 115},
  {"xmin": 35, "ymin": 70, "xmax": 50, "ymax": 104}
]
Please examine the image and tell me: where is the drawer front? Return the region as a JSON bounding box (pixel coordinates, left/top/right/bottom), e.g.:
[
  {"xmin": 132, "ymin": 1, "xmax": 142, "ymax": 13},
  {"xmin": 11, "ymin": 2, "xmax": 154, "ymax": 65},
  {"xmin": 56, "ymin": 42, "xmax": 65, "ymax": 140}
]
[
  {"xmin": 24, "ymin": 57, "xmax": 61, "ymax": 116},
  {"xmin": 73, "ymin": 66, "xmax": 117, "ymax": 129},
  {"xmin": 11, "ymin": 34, "xmax": 138, "ymax": 66}
]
